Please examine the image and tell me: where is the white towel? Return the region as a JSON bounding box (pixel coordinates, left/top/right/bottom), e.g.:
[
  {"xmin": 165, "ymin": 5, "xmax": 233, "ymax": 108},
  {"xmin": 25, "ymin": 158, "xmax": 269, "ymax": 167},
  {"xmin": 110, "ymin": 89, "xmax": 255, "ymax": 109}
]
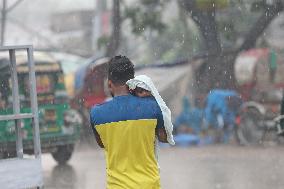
[{"xmin": 126, "ymin": 75, "xmax": 175, "ymax": 146}]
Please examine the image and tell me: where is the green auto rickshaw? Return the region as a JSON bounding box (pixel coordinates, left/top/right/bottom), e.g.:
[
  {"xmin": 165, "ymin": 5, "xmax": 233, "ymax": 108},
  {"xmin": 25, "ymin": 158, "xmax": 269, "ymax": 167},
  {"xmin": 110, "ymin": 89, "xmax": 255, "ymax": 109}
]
[{"xmin": 0, "ymin": 52, "xmax": 81, "ymax": 164}]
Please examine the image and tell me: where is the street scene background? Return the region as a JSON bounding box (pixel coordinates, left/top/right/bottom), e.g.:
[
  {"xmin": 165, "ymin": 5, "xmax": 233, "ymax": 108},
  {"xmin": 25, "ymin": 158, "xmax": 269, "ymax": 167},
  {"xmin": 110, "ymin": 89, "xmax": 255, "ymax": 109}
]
[
  {"xmin": 42, "ymin": 145, "xmax": 284, "ymax": 189},
  {"xmin": 1, "ymin": 0, "xmax": 284, "ymax": 188}
]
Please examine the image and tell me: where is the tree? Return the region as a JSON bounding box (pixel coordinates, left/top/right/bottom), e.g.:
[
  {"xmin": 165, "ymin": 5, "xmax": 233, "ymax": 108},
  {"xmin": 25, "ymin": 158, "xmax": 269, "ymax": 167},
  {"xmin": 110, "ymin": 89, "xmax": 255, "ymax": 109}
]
[
  {"xmin": 105, "ymin": 0, "xmax": 121, "ymax": 57},
  {"xmin": 105, "ymin": 0, "xmax": 168, "ymax": 58},
  {"xmin": 149, "ymin": 19, "xmax": 201, "ymax": 62},
  {"xmin": 179, "ymin": 0, "xmax": 284, "ymax": 92}
]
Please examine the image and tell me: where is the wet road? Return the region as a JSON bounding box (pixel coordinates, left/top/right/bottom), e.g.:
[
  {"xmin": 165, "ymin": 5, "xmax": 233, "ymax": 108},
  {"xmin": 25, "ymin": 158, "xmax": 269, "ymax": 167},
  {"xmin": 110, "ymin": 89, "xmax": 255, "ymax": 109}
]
[{"xmin": 43, "ymin": 145, "xmax": 284, "ymax": 189}]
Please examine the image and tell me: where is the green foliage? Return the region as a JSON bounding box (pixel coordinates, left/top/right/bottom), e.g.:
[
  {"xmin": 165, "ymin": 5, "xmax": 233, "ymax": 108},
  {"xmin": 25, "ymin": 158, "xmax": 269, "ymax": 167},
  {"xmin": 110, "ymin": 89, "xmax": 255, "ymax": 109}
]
[
  {"xmin": 97, "ymin": 35, "xmax": 110, "ymax": 50},
  {"xmin": 251, "ymin": 1, "xmax": 267, "ymax": 12},
  {"xmin": 124, "ymin": 0, "xmax": 167, "ymax": 35},
  {"xmin": 216, "ymin": 1, "xmax": 262, "ymax": 48},
  {"xmin": 196, "ymin": 0, "xmax": 229, "ymax": 10},
  {"xmin": 122, "ymin": 0, "xmax": 202, "ymax": 62},
  {"xmin": 141, "ymin": 0, "xmax": 161, "ymax": 5},
  {"xmin": 149, "ymin": 19, "xmax": 202, "ymax": 62}
]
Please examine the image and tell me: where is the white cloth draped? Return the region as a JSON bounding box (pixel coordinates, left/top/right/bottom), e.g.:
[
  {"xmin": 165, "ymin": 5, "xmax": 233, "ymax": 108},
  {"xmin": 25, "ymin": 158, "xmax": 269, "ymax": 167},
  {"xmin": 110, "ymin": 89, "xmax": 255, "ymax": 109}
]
[{"xmin": 127, "ymin": 75, "xmax": 175, "ymax": 146}]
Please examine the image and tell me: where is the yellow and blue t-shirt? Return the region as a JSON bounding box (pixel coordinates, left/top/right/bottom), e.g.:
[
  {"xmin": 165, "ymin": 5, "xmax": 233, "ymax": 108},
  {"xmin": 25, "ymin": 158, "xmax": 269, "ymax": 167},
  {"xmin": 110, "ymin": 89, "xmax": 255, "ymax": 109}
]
[{"xmin": 90, "ymin": 94, "xmax": 164, "ymax": 189}]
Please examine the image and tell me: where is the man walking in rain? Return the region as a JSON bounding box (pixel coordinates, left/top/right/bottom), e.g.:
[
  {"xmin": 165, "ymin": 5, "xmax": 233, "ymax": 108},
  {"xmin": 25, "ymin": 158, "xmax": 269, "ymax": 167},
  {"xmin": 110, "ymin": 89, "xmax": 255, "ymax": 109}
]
[{"xmin": 90, "ymin": 55, "xmax": 168, "ymax": 188}]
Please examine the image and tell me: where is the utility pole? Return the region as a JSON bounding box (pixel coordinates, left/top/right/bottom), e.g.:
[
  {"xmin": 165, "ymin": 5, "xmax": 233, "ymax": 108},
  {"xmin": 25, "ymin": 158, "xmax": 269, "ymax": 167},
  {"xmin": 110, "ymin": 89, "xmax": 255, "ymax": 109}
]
[
  {"xmin": 92, "ymin": 0, "xmax": 107, "ymax": 55},
  {"xmin": 106, "ymin": 0, "xmax": 120, "ymax": 57},
  {"xmin": 0, "ymin": 0, "xmax": 25, "ymax": 46},
  {"xmin": 1, "ymin": 0, "xmax": 7, "ymax": 46}
]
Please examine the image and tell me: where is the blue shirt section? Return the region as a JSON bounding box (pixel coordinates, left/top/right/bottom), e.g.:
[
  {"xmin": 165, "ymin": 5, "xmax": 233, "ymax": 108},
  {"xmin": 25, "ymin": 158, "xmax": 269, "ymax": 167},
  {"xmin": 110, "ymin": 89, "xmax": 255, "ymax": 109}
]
[{"xmin": 90, "ymin": 94, "xmax": 164, "ymax": 129}]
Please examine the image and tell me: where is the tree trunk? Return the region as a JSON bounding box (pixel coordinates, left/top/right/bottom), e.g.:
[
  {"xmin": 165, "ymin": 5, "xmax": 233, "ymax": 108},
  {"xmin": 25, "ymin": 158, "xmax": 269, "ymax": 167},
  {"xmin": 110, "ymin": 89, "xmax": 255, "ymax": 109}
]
[
  {"xmin": 193, "ymin": 10, "xmax": 221, "ymax": 55},
  {"xmin": 181, "ymin": 0, "xmax": 221, "ymax": 55},
  {"xmin": 195, "ymin": 52, "xmax": 236, "ymax": 94},
  {"xmin": 192, "ymin": 10, "xmax": 228, "ymax": 90},
  {"xmin": 105, "ymin": 0, "xmax": 121, "ymax": 57},
  {"xmin": 181, "ymin": 0, "xmax": 226, "ymax": 92}
]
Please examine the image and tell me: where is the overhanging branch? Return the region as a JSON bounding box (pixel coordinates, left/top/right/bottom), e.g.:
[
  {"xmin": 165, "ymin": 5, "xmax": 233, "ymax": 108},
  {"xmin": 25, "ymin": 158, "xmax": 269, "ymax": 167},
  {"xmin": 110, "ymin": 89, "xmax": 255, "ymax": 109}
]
[
  {"xmin": 239, "ymin": 1, "xmax": 284, "ymax": 51},
  {"xmin": 180, "ymin": 0, "xmax": 221, "ymax": 55}
]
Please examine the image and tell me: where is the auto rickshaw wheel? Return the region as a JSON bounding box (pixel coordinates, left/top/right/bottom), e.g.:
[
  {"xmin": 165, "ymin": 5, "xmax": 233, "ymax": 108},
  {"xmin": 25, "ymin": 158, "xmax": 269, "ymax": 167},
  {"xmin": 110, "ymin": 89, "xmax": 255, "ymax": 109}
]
[
  {"xmin": 236, "ymin": 107, "xmax": 265, "ymax": 145},
  {"xmin": 52, "ymin": 144, "xmax": 74, "ymax": 165}
]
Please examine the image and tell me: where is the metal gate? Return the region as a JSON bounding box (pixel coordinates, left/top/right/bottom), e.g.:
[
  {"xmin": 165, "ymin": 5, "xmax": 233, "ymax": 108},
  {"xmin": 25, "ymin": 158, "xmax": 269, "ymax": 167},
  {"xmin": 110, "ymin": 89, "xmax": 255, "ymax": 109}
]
[{"xmin": 0, "ymin": 46, "xmax": 43, "ymax": 188}]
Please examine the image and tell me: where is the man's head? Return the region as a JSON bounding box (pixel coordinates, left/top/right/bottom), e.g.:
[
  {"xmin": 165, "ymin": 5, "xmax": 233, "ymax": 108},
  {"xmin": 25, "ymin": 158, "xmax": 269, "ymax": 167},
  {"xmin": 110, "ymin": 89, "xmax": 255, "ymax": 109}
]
[{"xmin": 108, "ymin": 55, "xmax": 135, "ymax": 96}]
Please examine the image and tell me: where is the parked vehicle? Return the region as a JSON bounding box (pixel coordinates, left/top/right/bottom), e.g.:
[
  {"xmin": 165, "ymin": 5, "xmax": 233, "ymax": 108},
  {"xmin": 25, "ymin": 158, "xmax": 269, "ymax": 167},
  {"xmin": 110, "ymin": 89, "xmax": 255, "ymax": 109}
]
[
  {"xmin": 234, "ymin": 49, "xmax": 284, "ymax": 145},
  {"xmin": 236, "ymin": 94, "xmax": 284, "ymax": 145},
  {"xmin": 70, "ymin": 57, "xmax": 109, "ymax": 141},
  {"xmin": 34, "ymin": 51, "xmax": 88, "ymax": 98},
  {"xmin": 0, "ymin": 52, "xmax": 82, "ymax": 164}
]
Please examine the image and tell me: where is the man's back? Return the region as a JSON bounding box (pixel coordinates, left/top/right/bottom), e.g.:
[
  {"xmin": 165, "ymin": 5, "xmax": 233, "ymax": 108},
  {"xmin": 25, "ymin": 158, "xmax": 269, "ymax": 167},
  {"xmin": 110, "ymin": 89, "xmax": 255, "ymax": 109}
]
[{"xmin": 90, "ymin": 94, "xmax": 163, "ymax": 189}]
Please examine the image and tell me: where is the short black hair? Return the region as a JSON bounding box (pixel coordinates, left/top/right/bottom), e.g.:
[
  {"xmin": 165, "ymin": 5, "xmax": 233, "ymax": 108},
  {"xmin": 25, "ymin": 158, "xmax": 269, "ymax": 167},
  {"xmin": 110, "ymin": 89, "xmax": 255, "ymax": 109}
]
[{"xmin": 108, "ymin": 55, "xmax": 135, "ymax": 85}]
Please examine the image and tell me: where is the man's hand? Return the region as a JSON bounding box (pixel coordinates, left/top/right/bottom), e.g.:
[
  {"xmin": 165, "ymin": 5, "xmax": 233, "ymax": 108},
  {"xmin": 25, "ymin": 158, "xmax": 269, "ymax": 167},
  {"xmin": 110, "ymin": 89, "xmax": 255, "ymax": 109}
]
[
  {"xmin": 94, "ymin": 130, "xmax": 105, "ymax": 148},
  {"xmin": 156, "ymin": 128, "xmax": 168, "ymax": 143},
  {"xmin": 91, "ymin": 123, "xmax": 105, "ymax": 148}
]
